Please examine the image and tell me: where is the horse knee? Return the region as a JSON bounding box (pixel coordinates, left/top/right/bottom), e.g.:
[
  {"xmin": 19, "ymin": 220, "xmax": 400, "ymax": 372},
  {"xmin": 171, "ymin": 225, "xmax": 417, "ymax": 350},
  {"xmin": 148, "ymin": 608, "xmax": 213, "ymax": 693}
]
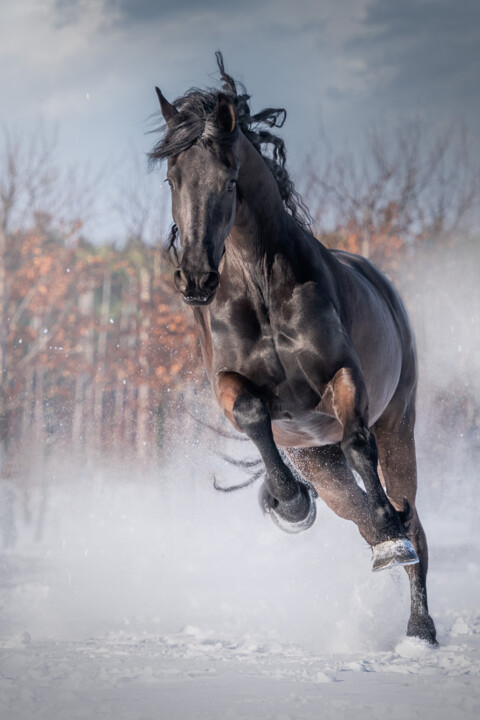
[{"xmin": 233, "ymin": 392, "xmax": 270, "ymax": 438}]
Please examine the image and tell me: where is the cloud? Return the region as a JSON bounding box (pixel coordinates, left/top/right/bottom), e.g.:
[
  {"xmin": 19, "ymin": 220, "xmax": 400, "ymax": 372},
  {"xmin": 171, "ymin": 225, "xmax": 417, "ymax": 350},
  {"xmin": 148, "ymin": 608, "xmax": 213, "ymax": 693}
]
[
  {"xmin": 106, "ymin": 0, "xmax": 251, "ymax": 23},
  {"xmin": 53, "ymin": 0, "xmax": 259, "ymax": 29},
  {"xmin": 364, "ymin": 0, "xmax": 480, "ymax": 43},
  {"xmin": 345, "ymin": 0, "xmax": 480, "ymax": 122}
]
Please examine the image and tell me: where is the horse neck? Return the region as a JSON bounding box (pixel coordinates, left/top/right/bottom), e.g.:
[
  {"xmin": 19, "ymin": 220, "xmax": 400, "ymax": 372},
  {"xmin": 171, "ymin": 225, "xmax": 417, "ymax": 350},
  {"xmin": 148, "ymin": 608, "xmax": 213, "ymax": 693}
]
[{"xmin": 228, "ymin": 132, "xmax": 289, "ymax": 260}]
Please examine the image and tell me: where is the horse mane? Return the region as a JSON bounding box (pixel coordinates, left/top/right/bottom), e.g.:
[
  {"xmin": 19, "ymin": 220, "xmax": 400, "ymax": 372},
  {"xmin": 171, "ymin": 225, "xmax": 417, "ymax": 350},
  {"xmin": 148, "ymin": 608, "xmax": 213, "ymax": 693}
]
[{"xmin": 149, "ymin": 51, "xmax": 311, "ymax": 234}]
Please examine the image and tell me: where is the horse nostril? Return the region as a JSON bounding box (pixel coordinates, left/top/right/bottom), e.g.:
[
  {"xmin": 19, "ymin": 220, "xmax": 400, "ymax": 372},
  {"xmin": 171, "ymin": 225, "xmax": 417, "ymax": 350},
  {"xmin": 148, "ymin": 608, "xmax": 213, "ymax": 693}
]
[
  {"xmin": 173, "ymin": 268, "xmax": 187, "ymax": 293},
  {"xmin": 200, "ymin": 271, "xmax": 220, "ymax": 292}
]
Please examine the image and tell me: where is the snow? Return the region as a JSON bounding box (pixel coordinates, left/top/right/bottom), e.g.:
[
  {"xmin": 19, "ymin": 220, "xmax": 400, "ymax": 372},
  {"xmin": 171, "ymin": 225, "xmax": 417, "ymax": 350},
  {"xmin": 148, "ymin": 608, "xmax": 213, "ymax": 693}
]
[
  {"xmin": 1, "ymin": 629, "xmax": 479, "ymax": 720},
  {"xmin": 1, "ymin": 452, "xmax": 479, "ymax": 719}
]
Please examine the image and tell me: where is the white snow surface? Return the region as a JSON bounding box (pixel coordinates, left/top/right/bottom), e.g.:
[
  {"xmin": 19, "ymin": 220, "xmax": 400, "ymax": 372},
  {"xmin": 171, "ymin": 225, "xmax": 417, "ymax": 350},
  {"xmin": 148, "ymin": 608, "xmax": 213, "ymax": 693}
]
[{"xmin": 1, "ymin": 451, "xmax": 479, "ymax": 720}]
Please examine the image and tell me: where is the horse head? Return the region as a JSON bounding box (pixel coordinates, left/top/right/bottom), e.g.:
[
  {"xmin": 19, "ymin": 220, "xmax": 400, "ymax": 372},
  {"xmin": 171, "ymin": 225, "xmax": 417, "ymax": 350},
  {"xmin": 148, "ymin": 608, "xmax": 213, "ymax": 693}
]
[{"xmin": 156, "ymin": 88, "xmax": 239, "ymax": 306}]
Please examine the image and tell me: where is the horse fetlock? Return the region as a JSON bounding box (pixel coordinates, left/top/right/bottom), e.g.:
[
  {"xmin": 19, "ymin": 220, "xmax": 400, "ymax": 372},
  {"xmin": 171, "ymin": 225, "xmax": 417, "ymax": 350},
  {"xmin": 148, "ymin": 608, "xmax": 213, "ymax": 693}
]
[
  {"xmin": 278, "ymin": 483, "xmax": 312, "ymax": 520},
  {"xmin": 259, "ymin": 481, "xmax": 317, "ymax": 534},
  {"xmin": 370, "ymin": 499, "xmax": 405, "ymax": 541},
  {"xmin": 270, "ymin": 466, "xmax": 301, "ymax": 502}
]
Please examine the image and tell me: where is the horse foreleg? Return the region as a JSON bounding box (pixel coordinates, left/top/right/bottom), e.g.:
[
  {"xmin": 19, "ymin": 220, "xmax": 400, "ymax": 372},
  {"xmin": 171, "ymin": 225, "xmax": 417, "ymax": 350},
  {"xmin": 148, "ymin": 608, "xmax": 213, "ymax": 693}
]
[
  {"xmin": 327, "ymin": 368, "xmax": 419, "ymax": 570},
  {"xmin": 374, "ymin": 416, "xmax": 437, "ymax": 644},
  {"xmin": 216, "ymin": 371, "xmax": 316, "ymax": 532}
]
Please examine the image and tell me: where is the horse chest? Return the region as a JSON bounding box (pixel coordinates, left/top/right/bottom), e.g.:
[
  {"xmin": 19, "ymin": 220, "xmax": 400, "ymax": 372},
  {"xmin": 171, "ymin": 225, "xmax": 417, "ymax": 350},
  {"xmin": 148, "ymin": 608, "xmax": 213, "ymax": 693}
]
[
  {"xmin": 209, "ymin": 296, "xmax": 319, "ymax": 408},
  {"xmin": 209, "ymin": 303, "xmax": 282, "ymax": 385}
]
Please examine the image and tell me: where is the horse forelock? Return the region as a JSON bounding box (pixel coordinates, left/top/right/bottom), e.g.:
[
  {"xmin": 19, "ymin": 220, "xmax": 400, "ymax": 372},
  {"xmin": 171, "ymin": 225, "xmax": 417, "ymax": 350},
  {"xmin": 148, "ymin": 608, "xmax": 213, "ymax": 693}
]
[{"xmin": 148, "ymin": 88, "xmax": 238, "ymax": 163}]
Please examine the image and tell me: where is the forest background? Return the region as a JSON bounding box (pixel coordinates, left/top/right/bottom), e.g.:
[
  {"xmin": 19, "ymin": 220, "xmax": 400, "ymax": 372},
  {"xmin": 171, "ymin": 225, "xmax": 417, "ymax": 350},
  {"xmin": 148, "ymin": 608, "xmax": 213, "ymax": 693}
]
[{"xmin": 0, "ymin": 120, "xmax": 478, "ymax": 545}]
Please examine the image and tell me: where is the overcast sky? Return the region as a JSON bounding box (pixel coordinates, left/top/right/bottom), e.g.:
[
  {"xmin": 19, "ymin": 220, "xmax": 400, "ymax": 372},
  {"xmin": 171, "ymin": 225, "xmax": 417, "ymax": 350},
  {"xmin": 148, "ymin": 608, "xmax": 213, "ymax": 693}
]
[{"xmin": 1, "ymin": 0, "xmax": 479, "ymax": 240}]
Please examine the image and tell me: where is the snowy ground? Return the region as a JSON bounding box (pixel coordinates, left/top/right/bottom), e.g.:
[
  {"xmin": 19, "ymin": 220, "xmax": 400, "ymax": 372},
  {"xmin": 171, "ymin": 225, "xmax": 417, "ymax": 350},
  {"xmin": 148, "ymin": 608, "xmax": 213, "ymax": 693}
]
[{"xmin": 0, "ymin": 451, "xmax": 479, "ymax": 720}]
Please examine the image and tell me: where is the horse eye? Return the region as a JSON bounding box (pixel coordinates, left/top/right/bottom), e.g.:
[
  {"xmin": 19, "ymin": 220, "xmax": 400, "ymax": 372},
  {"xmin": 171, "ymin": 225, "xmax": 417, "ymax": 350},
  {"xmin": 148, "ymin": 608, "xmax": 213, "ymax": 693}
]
[
  {"xmin": 226, "ymin": 180, "xmax": 236, "ymax": 192},
  {"xmin": 165, "ymin": 178, "xmax": 173, "ymax": 190}
]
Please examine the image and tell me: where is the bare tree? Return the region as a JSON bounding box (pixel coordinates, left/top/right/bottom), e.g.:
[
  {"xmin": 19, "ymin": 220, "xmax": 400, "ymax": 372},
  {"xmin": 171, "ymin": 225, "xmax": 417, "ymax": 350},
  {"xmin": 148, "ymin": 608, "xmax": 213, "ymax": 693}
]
[
  {"xmin": 0, "ymin": 124, "xmax": 100, "ymax": 459},
  {"xmin": 304, "ymin": 120, "xmax": 479, "ymax": 258},
  {"xmin": 113, "ymin": 146, "xmax": 170, "ymax": 248}
]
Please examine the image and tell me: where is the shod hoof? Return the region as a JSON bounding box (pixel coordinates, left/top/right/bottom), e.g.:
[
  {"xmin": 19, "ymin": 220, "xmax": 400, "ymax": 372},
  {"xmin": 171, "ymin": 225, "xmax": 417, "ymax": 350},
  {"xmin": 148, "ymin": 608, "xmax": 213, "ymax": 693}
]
[
  {"xmin": 259, "ymin": 482, "xmax": 317, "ymax": 534},
  {"xmin": 372, "ymin": 538, "xmax": 419, "ymax": 572}
]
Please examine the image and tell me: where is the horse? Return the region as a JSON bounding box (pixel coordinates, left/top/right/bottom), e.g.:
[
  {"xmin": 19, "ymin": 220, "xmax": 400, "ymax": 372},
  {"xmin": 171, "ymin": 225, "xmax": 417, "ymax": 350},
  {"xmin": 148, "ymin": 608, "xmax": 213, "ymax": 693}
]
[{"xmin": 149, "ymin": 52, "xmax": 437, "ymax": 644}]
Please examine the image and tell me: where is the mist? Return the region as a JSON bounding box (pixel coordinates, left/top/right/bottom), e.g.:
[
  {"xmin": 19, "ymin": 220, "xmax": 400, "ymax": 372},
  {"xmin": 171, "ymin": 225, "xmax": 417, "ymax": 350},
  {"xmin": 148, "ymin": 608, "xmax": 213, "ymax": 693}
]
[{"xmin": 412, "ymin": 237, "xmax": 480, "ymax": 512}]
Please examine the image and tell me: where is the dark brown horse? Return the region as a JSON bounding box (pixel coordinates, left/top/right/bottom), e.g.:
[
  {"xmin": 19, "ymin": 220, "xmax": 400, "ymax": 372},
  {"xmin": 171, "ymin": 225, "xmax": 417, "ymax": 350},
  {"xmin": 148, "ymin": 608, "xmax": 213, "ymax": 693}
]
[{"xmin": 150, "ymin": 53, "xmax": 436, "ymax": 644}]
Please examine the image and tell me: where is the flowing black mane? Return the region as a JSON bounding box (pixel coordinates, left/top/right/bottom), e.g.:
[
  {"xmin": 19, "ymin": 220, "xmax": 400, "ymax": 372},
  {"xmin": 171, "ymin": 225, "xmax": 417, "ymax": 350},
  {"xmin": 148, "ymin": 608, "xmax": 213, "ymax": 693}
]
[{"xmin": 149, "ymin": 52, "xmax": 311, "ymax": 229}]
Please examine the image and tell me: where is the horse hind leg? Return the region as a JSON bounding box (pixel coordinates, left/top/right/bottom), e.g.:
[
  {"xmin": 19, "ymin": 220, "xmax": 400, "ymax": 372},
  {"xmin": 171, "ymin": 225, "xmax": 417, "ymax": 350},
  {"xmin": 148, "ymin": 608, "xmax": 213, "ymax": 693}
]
[
  {"xmin": 327, "ymin": 368, "xmax": 418, "ymax": 569},
  {"xmin": 286, "ymin": 444, "xmax": 379, "ymax": 546},
  {"xmin": 374, "ymin": 414, "xmax": 437, "ymax": 645}
]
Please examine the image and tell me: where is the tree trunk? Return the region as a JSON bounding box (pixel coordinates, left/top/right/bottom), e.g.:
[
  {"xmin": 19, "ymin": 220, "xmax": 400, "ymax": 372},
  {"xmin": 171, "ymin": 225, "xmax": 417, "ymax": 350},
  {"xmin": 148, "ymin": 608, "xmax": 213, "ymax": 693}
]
[
  {"xmin": 136, "ymin": 268, "xmax": 151, "ymax": 459},
  {"xmin": 0, "ymin": 226, "xmax": 8, "ymax": 467},
  {"xmin": 94, "ymin": 272, "xmax": 112, "ymax": 450}
]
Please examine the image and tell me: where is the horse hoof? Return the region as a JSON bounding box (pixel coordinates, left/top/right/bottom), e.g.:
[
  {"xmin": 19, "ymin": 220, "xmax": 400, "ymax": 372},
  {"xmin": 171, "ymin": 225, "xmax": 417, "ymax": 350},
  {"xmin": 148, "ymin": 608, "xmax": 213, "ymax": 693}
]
[
  {"xmin": 259, "ymin": 482, "xmax": 317, "ymax": 534},
  {"xmin": 407, "ymin": 613, "xmax": 438, "ymax": 646},
  {"xmin": 372, "ymin": 538, "xmax": 419, "ymax": 572}
]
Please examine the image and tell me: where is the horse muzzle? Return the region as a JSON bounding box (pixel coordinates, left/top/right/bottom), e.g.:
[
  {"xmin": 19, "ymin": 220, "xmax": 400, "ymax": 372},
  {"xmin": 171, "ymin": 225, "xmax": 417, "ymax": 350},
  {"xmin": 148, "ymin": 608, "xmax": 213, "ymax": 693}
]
[{"xmin": 174, "ymin": 268, "xmax": 220, "ymax": 306}]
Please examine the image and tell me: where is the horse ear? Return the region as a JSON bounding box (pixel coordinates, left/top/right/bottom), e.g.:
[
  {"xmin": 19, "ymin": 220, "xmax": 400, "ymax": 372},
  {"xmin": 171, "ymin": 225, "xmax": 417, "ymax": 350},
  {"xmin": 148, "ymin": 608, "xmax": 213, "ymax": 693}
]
[
  {"xmin": 155, "ymin": 87, "xmax": 179, "ymax": 128},
  {"xmin": 215, "ymin": 92, "xmax": 236, "ymax": 133}
]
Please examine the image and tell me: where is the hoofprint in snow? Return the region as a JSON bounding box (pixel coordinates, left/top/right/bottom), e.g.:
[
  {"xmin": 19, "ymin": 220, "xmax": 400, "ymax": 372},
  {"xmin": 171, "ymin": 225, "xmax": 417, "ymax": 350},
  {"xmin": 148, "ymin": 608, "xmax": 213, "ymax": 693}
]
[{"xmin": 0, "ymin": 472, "xmax": 479, "ymax": 720}]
